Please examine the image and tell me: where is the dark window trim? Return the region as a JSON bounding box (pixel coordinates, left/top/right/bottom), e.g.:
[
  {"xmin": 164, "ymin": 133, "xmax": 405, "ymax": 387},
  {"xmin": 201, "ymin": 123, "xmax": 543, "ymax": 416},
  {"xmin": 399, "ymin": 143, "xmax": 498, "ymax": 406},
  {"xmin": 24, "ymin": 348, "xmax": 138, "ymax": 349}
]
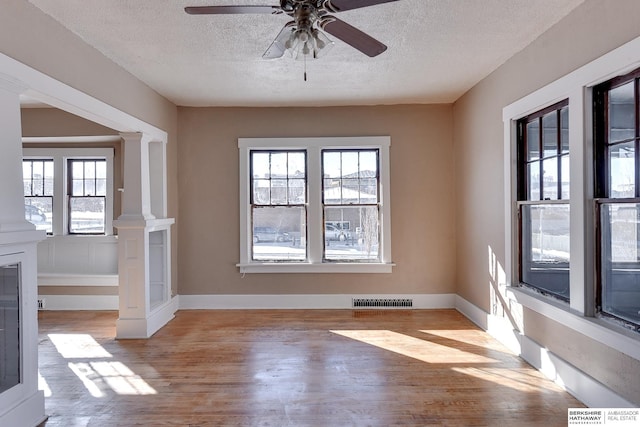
[{"xmin": 594, "ymin": 66, "xmax": 640, "ymax": 329}]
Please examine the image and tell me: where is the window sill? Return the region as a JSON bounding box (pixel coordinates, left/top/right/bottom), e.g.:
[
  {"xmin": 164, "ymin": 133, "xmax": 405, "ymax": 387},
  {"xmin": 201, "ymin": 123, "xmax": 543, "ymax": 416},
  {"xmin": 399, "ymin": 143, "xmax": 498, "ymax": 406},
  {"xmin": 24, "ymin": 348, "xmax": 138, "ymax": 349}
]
[
  {"xmin": 507, "ymin": 285, "xmax": 640, "ymax": 361},
  {"xmin": 237, "ymin": 262, "xmax": 395, "ymax": 274}
]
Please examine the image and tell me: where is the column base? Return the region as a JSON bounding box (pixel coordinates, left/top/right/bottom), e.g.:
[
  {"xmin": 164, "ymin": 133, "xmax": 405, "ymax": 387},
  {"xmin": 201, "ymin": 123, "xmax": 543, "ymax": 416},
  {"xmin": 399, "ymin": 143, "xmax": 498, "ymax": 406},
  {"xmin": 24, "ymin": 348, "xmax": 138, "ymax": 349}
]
[
  {"xmin": 0, "ymin": 390, "xmax": 46, "ymax": 427},
  {"xmin": 116, "ymin": 295, "xmax": 178, "ymax": 339}
]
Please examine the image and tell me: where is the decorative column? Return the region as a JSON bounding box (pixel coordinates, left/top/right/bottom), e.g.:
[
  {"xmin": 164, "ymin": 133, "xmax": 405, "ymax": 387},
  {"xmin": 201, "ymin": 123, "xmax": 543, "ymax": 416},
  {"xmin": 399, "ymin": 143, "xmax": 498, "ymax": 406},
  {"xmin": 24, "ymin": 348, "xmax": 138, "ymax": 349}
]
[
  {"xmin": 0, "ymin": 77, "xmax": 47, "ymax": 426},
  {"xmin": 114, "ymin": 132, "xmax": 175, "ymax": 339}
]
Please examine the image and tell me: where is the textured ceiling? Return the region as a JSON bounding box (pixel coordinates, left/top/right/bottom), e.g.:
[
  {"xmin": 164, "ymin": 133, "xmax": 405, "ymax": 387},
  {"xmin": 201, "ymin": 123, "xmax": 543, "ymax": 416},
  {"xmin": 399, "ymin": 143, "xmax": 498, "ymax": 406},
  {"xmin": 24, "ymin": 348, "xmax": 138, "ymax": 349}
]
[{"xmin": 27, "ymin": 0, "xmax": 585, "ymax": 107}]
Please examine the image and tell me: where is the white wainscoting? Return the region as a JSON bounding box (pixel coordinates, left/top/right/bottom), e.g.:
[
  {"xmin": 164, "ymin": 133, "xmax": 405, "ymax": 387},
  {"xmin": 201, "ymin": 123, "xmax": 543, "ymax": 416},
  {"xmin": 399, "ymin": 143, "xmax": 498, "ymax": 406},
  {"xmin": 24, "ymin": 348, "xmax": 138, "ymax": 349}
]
[{"xmin": 37, "ymin": 235, "xmax": 118, "ymax": 286}]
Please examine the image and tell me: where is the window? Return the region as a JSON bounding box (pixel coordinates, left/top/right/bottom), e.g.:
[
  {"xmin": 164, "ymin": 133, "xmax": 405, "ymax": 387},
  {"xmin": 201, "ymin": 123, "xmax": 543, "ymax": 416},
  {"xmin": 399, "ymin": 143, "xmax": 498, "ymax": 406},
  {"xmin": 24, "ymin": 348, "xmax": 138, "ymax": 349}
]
[
  {"xmin": 322, "ymin": 149, "xmax": 380, "ymax": 261},
  {"xmin": 517, "ymin": 100, "xmax": 570, "ymax": 301},
  {"xmin": 594, "ymin": 67, "xmax": 640, "ymax": 329},
  {"xmin": 23, "ymin": 148, "xmax": 114, "ymax": 236},
  {"xmin": 251, "ymin": 150, "xmax": 306, "ymax": 261},
  {"xmin": 239, "ymin": 137, "xmax": 392, "ymax": 273},
  {"xmin": 68, "ymin": 159, "xmax": 107, "ymax": 234},
  {"xmin": 23, "ymin": 159, "xmax": 54, "ymax": 233}
]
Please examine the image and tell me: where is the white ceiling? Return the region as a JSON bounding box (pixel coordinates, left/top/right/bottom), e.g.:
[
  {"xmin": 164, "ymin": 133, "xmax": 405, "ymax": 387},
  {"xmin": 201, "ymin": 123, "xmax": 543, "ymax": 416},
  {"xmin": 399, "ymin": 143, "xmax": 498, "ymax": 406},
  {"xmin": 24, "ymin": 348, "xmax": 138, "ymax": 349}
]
[{"xmin": 27, "ymin": 0, "xmax": 585, "ymax": 107}]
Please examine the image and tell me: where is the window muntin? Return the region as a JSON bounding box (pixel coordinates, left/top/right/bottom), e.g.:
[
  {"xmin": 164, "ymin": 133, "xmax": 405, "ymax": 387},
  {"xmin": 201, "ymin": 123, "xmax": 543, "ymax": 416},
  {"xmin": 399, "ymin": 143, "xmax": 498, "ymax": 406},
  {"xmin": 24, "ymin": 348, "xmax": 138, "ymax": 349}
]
[
  {"xmin": 22, "ymin": 159, "xmax": 53, "ymax": 233},
  {"xmin": 594, "ymin": 68, "xmax": 640, "ymax": 329},
  {"xmin": 322, "ymin": 149, "xmax": 380, "ymax": 262},
  {"xmin": 517, "ymin": 100, "xmax": 570, "ymax": 301},
  {"xmin": 250, "ymin": 150, "xmax": 306, "ymax": 261}
]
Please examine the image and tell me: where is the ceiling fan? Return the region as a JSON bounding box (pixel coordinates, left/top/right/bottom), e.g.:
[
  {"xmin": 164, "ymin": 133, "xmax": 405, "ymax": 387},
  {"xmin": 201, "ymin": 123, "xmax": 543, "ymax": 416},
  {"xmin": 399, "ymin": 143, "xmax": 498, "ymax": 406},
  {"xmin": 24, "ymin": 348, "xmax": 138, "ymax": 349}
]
[{"xmin": 185, "ymin": 0, "xmax": 400, "ymax": 61}]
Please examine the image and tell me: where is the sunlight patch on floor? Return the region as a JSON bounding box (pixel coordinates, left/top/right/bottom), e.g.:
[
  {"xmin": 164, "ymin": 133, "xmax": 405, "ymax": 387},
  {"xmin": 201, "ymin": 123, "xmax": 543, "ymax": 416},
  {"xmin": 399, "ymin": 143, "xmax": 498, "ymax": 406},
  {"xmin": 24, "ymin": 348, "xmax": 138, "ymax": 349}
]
[
  {"xmin": 451, "ymin": 366, "xmax": 561, "ymax": 393},
  {"xmin": 49, "ymin": 334, "xmax": 112, "ymax": 359},
  {"xmin": 330, "ymin": 330, "xmax": 499, "ymax": 364}
]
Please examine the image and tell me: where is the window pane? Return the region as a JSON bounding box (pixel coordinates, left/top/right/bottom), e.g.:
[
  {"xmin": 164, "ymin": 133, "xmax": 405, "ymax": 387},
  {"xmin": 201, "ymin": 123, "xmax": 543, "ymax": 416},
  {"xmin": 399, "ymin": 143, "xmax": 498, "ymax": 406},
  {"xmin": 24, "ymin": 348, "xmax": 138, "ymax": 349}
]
[
  {"xmin": 253, "ymin": 179, "xmax": 270, "ymax": 205},
  {"xmin": 609, "ymin": 82, "xmax": 635, "ymax": 143},
  {"xmin": 560, "ymin": 107, "xmax": 569, "ymax": 153},
  {"xmin": 324, "ymin": 206, "xmax": 379, "ymax": 262},
  {"xmin": 288, "ymin": 152, "xmax": 305, "ymax": 177},
  {"xmin": 25, "ymin": 197, "xmax": 52, "ymax": 234},
  {"xmin": 520, "ymin": 204, "xmax": 570, "ymax": 300},
  {"xmin": 527, "ymin": 161, "xmax": 540, "ymax": 200},
  {"xmin": 96, "ymin": 178, "xmax": 107, "ymax": 196},
  {"xmin": 252, "ymin": 206, "xmax": 305, "ymax": 261},
  {"xmin": 599, "ymin": 203, "xmax": 640, "ymax": 325},
  {"xmin": 252, "ymin": 152, "xmax": 270, "ymax": 178},
  {"xmin": 527, "ymin": 120, "xmax": 540, "ymax": 161},
  {"xmin": 359, "ymin": 151, "xmax": 377, "ymax": 177},
  {"xmin": 542, "ymin": 157, "xmax": 558, "ymax": 200},
  {"xmin": 69, "ymin": 197, "xmax": 105, "ymax": 233},
  {"xmin": 542, "ymin": 111, "xmax": 558, "ymax": 157},
  {"xmin": 609, "ymin": 141, "xmax": 635, "ymax": 198},
  {"xmin": 96, "ymin": 161, "xmax": 107, "ymax": 179},
  {"xmin": 84, "ymin": 178, "xmax": 96, "ymax": 196},
  {"xmin": 341, "ymin": 151, "xmax": 359, "ymax": 177},
  {"xmin": 72, "ymin": 161, "xmax": 84, "ymax": 179},
  {"xmin": 270, "ymin": 179, "xmax": 288, "ymax": 204},
  {"xmin": 288, "ymin": 179, "xmax": 305, "ymax": 204},
  {"xmin": 72, "ymin": 179, "xmax": 84, "ymax": 196},
  {"xmin": 270, "ymin": 152, "xmax": 287, "ymax": 176},
  {"xmin": 323, "ymin": 151, "xmax": 341, "ymax": 178},
  {"xmin": 84, "ymin": 161, "xmax": 95, "ymax": 179}
]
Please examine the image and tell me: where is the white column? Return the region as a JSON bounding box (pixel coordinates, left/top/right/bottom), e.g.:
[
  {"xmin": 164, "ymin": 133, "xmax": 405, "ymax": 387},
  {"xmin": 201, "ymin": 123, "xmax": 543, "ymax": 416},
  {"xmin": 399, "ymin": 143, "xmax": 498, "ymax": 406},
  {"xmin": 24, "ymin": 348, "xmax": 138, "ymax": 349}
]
[
  {"xmin": 0, "ymin": 77, "xmax": 47, "ymax": 427},
  {"xmin": 114, "ymin": 132, "xmax": 175, "ymax": 339}
]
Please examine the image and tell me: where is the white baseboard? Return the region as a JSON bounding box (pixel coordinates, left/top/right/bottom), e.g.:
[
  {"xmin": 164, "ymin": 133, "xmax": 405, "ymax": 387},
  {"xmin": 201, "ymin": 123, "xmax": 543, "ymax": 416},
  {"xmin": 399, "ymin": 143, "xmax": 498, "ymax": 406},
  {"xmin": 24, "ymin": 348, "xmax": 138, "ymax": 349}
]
[
  {"xmin": 454, "ymin": 295, "xmax": 635, "ymax": 408},
  {"xmin": 178, "ymin": 293, "xmax": 457, "ymax": 310},
  {"xmin": 37, "ymin": 294, "xmax": 118, "ymax": 310}
]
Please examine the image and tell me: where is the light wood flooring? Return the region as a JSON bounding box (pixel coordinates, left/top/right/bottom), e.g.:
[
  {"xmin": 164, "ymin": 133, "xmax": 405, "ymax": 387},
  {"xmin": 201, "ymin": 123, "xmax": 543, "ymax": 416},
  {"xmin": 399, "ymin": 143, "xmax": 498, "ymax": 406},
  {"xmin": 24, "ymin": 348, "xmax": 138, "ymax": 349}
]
[{"xmin": 37, "ymin": 309, "xmax": 583, "ymax": 426}]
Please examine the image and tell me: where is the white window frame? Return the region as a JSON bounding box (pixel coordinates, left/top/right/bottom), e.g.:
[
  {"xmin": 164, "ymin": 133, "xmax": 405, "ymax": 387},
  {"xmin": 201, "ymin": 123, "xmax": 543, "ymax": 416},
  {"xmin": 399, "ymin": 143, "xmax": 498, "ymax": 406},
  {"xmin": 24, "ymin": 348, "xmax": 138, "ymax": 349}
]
[
  {"xmin": 23, "ymin": 147, "xmax": 114, "ymax": 236},
  {"xmin": 503, "ymin": 36, "xmax": 640, "ymax": 358},
  {"xmin": 238, "ymin": 136, "xmax": 393, "ymax": 273}
]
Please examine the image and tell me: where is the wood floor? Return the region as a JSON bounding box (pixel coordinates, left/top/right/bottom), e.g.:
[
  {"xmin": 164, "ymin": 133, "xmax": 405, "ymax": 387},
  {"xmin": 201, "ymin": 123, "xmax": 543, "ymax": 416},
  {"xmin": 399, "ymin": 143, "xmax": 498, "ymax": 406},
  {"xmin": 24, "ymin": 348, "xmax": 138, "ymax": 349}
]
[{"xmin": 37, "ymin": 309, "xmax": 582, "ymax": 426}]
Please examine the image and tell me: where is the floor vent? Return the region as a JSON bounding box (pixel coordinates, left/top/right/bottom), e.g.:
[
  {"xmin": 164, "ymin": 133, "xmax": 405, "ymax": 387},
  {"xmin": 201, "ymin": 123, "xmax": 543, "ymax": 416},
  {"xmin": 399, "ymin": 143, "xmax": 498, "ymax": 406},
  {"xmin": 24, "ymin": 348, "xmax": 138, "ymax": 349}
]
[
  {"xmin": 352, "ymin": 298, "xmax": 413, "ymax": 309},
  {"xmin": 38, "ymin": 298, "xmax": 45, "ymax": 310}
]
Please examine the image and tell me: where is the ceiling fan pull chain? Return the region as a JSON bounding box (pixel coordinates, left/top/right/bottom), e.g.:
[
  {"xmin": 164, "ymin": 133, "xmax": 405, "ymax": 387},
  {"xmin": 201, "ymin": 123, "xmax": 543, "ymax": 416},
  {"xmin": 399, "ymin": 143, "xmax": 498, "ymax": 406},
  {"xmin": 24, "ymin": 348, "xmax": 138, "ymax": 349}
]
[{"xmin": 304, "ymin": 54, "xmax": 307, "ymax": 81}]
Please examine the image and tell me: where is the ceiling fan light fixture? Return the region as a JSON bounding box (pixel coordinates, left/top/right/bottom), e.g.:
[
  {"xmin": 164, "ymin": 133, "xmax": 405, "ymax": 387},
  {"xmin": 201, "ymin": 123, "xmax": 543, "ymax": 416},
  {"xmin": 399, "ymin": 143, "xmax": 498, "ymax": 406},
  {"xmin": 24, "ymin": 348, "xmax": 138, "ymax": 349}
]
[{"xmin": 287, "ymin": 28, "xmax": 334, "ymax": 60}]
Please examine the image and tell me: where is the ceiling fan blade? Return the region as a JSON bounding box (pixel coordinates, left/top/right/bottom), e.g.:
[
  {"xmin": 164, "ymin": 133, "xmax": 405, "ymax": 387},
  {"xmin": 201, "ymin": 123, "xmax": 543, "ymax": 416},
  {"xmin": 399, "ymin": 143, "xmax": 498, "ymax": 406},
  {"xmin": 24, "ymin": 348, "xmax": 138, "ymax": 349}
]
[
  {"xmin": 325, "ymin": 0, "xmax": 400, "ymax": 12},
  {"xmin": 320, "ymin": 17, "xmax": 387, "ymax": 57},
  {"xmin": 184, "ymin": 5, "xmax": 281, "ymax": 15}
]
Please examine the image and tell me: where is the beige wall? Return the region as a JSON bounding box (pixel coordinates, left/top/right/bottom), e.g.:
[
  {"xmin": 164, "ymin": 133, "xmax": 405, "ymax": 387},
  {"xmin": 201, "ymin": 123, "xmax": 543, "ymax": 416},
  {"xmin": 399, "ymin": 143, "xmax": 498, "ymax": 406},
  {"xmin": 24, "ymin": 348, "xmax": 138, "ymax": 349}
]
[
  {"xmin": 177, "ymin": 105, "xmax": 455, "ymax": 295},
  {"xmin": 453, "ymin": 0, "xmax": 640, "ymax": 404}
]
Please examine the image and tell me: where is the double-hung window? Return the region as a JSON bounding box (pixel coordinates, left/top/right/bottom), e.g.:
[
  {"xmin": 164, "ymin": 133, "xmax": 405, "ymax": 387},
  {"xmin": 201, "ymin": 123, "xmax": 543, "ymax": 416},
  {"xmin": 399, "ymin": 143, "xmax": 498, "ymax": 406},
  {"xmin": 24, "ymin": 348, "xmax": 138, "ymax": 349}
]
[
  {"xmin": 68, "ymin": 159, "xmax": 107, "ymax": 234},
  {"xmin": 516, "ymin": 100, "xmax": 570, "ymax": 301},
  {"xmin": 239, "ymin": 137, "xmax": 392, "ymax": 273},
  {"xmin": 594, "ymin": 67, "xmax": 640, "ymax": 328},
  {"xmin": 322, "ymin": 149, "xmax": 380, "ymax": 261},
  {"xmin": 251, "ymin": 150, "xmax": 307, "ymax": 261},
  {"xmin": 23, "ymin": 159, "xmax": 54, "ymax": 233}
]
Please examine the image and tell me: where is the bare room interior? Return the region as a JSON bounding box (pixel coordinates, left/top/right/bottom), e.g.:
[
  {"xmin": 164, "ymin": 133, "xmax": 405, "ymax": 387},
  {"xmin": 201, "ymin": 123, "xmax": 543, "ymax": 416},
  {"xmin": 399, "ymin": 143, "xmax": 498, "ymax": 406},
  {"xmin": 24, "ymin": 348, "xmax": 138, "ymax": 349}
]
[{"xmin": 1, "ymin": 0, "xmax": 639, "ymax": 426}]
